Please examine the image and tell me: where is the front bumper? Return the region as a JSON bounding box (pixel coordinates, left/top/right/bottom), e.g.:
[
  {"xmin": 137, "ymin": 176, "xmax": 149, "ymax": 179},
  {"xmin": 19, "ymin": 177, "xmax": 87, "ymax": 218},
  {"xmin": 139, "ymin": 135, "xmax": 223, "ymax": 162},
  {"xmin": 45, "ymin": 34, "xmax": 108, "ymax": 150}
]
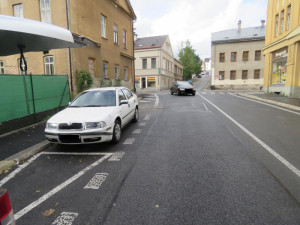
[
  {"xmin": 45, "ymin": 126, "xmax": 113, "ymax": 144},
  {"xmin": 178, "ymin": 89, "xmax": 196, "ymax": 95}
]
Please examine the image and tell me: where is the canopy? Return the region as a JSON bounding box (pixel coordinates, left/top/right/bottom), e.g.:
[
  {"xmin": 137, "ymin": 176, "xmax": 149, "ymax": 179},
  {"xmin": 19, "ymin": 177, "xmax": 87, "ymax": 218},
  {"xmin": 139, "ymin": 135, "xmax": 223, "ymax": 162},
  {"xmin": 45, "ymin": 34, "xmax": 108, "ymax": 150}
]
[{"xmin": 0, "ymin": 15, "xmax": 82, "ymax": 56}]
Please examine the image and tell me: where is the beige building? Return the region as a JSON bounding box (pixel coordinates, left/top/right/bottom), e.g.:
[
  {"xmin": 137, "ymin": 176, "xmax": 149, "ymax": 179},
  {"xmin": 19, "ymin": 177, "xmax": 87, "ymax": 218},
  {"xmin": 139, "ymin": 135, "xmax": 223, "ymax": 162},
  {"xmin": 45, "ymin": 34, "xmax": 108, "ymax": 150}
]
[
  {"xmin": 211, "ymin": 21, "xmax": 265, "ymax": 90},
  {"xmin": 263, "ymin": 0, "xmax": 300, "ymax": 97},
  {"xmin": 0, "ymin": 0, "xmax": 136, "ymax": 93},
  {"xmin": 134, "ymin": 35, "xmax": 183, "ymax": 91}
]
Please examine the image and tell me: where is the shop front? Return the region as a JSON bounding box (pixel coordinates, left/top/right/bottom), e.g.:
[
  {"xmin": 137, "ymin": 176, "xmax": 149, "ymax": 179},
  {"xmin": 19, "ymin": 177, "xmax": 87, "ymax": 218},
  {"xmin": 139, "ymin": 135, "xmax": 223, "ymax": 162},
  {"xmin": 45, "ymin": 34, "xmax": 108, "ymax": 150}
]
[
  {"xmin": 135, "ymin": 76, "xmax": 157, "ymax": 90},
  {"xmin": 271, "ymin": 47, "xmax": 288, "ymax": 86}
]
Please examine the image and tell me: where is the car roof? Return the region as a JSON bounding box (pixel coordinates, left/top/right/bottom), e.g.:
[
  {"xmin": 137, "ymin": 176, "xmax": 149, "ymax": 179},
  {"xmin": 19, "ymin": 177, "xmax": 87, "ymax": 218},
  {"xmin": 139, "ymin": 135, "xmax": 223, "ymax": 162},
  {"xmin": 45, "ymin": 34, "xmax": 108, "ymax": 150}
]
[{"xmin": 0, "ymin": 15, "xmax": 81, "ymax": 56}]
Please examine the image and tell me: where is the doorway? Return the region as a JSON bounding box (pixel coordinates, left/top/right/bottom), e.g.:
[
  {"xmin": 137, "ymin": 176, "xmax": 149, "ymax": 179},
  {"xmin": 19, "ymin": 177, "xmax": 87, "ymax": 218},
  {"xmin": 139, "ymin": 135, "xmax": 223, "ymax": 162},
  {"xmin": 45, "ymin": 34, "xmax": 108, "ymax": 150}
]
[{"xmin": 142, "ymin": 77, "xmax": 146, "ymax": 89}]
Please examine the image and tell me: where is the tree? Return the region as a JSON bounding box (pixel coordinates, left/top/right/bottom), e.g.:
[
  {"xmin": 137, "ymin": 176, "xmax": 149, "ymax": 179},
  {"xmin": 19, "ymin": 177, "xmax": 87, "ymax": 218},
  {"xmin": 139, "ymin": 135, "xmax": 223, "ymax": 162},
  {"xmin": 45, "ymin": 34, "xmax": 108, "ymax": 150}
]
[{"xmin": 178, "ymin": 40, "xmax": 202, "ymax": 80}]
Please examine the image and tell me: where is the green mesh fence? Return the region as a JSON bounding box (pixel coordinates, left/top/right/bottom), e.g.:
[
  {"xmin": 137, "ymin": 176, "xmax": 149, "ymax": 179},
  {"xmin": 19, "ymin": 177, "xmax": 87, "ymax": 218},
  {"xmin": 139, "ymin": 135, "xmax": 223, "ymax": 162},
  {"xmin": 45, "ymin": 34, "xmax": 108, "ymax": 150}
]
[{"xmin": 0, "ymin": 74, "xmax": 70, "ymax": 123}]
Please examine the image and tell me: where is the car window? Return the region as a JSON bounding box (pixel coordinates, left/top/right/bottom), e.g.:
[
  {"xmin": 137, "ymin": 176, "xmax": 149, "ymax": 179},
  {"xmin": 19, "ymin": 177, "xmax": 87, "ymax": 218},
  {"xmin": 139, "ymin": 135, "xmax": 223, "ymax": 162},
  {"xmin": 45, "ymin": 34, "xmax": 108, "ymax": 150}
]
[
  {"xmin": 177, "ymin": 81, "xmax": 191, "ymax": 86},
  {"xmin": 70, "ymin": 90, "xmax": 116, "ymax": 107},
  {"xmin": 118, "ymin": 90, "xmax": 127, "ymax": 103},
  {"xmin": 122, "ymin": 88, "xmax": 133, "ymax": 99}
]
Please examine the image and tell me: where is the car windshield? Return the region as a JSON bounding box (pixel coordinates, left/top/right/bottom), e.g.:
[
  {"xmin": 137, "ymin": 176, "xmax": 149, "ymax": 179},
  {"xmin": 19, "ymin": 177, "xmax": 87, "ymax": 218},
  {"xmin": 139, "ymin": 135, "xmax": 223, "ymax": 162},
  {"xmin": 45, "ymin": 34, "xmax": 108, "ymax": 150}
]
[
  {"xmin": 177, "ymin": 81, "xmax": 192, "ymax": 86},
  {"xmin": 70, "ymin": 90, "xmax": 116, "ymax": 107}
]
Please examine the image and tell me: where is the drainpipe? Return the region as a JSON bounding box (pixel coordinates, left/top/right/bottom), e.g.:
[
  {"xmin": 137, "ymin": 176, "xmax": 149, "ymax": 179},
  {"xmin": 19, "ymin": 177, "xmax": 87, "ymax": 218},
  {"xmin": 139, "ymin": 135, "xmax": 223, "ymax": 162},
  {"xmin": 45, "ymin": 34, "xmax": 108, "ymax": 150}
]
[
  {"xmin": 133, "ymin": 20, "xmax": 136, "ymax": 92},
  {"xmin": 65, "ymin": 0, "xmax": 73, "ymax": 93}
]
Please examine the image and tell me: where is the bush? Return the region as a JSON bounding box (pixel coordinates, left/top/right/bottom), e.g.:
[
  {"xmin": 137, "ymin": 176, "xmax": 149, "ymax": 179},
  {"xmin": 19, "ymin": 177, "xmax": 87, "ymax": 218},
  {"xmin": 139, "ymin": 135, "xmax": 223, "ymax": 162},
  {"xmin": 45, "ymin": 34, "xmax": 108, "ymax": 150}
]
[
  {"xmin": 114, "ymin": 79, "xmax": 121, "ymax": 87},
  {"xmin": 76, "ymin": 70, "xmax": 93, "ymax": 93}
]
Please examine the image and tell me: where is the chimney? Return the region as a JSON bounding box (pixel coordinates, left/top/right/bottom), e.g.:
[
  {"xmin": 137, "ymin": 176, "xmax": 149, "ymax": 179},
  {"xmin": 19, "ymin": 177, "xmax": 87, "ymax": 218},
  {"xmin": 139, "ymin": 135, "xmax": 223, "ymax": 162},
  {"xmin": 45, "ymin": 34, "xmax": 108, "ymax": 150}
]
[
  {"xmin": 238, "ymin": 20, "xmax": 242, "ymax": 31},
  {"xmin": 261, "ymin": 20, "xmax": 265, "ymax": 26}
]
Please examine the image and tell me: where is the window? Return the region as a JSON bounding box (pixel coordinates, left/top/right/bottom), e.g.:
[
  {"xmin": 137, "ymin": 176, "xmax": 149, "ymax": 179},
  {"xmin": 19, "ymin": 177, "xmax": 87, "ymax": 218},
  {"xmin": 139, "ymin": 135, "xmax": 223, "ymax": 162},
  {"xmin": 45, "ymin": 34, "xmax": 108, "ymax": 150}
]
[
  {"xmin": 219, "ymin": 53, "xmax": 225, "ymax": 62},
  {"xmin": 44, "ymin": 56, "xmax": 54, "ymax": 75},
  {"xmin": 123, "ymin": 29, "xmax": 127, "ymax": 48},
  {"xmin": 113, "ymin": 24, "xmax": 118, "ymax": 44},
  {"xmin": 151, "ymin": 58, "xmax": 156, "ymax": 69},
  {"xmin": 231, "ymin": 52, "xmax": 237, "ymax": 62},
  {"xmin": 0, "ymin": 61, "xmax": 4, "ymax": 74},
  {"xmin": 242, "ymin": 51, "xmax": 249, "ymax": 61},
  {"xmin": 118, "ymin": 90, "xmax": 126, "ymax": 103},
  {"xmin": 103, "ymin": 62, "xmax": 108, "ymax": 78},
  {"xmin": 254, "ymin": 69, "xmax": 260, "ymax": 79},
  {"xmin": 124, "ymin": 68, "xmax": 128, "ymax": 81},
  {"xmin": 242, "ymin": 70, "xmax": 248, "ymax": 80},
  {"xmin": 255, "ymin": 50, "xmax": 261, "ymax": 61},
  {"xmin": 287, "ymin": 5, "xmax": 291, "ymax": 31},
  {"xmin": 142, "ymin": 58, "xmax": 147, "ymax": 69},
  {"xmin": 280, "ymin": 10, "xmax": 285, "ymax": 34},
  {"xmin": 18, "ymin": 58, "xmax": 27, "ymax": 75},
  {"xmin": 13, "ymin": 4, "xmax": 23, "ymax": 18},
  {"xmin": 40, "ymin": 0, "xmax": 52, "ymax": 24},
  {"xmin": 230, "ymin": 70, "xmax": 236, "ymax": 80},
  {"xmin": 115, "ymin": 66, "xmax": 119, "ymax": 79},
  {"xmin": 219, "ymin": 71, "xmax": 225, "ymax": 80},
  {"xmin": 88, "ymin": 58, "xmax": 96, "ymax": 77},
  {"xmin": 147, "ymin": 77, "xmax": 156, "ymax": 87},
  {"xmin": 101, "ymin": 15, "xmax": 107, "ymax": 38},
  {"xmin": 275, "ymin": 14, "xmax": 279, "ymax": 36},
  {"xmin": 123, "ymin": 88, "xmax": 133, "ymax": 99}
]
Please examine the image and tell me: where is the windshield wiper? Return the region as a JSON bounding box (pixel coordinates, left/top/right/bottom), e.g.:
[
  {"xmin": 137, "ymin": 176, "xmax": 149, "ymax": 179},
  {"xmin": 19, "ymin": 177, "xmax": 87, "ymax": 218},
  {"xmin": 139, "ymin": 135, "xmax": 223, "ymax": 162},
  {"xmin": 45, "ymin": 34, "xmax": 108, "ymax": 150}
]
[{"xmin": 84, "ymin": 105, "xmax": 105, "ymax": 107}]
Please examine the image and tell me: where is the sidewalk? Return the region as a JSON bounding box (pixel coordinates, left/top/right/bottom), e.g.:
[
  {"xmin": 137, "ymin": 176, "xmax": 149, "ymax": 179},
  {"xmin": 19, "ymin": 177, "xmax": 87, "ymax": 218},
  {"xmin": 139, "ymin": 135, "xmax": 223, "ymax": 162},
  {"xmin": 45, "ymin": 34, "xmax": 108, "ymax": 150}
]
[{"xmin": 0, "ymin": 91, "xmax": 299, "ymax": 172}]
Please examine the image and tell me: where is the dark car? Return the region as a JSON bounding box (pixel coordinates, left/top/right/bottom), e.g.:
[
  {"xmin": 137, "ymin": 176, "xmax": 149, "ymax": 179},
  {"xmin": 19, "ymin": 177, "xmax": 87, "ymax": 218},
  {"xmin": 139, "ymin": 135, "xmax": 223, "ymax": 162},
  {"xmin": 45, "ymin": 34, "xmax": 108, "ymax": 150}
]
[{"xmin": 170, "ymin": 81, "xmax": 196, "ymax": 96}]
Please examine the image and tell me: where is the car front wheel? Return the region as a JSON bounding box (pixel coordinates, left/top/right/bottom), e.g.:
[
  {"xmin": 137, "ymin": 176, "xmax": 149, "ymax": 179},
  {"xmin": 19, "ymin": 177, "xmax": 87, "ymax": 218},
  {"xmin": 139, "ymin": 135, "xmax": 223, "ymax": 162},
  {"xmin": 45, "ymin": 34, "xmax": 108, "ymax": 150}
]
[
  {"xmin": 132, "ymin": 107, "xmax": 139, "ymax": 122},
  {"xmin": 112, "ymin": 120, "xmax": 121, "ymax": 144}
]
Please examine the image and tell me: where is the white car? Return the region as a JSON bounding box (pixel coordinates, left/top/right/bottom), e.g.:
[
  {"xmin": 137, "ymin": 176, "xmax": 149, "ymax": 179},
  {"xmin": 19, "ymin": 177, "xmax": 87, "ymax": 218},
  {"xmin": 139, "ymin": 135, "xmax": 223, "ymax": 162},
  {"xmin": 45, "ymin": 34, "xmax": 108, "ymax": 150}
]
[{"xmin": 45, "ymin": 87, "xmax": 139, "ymax": 144}]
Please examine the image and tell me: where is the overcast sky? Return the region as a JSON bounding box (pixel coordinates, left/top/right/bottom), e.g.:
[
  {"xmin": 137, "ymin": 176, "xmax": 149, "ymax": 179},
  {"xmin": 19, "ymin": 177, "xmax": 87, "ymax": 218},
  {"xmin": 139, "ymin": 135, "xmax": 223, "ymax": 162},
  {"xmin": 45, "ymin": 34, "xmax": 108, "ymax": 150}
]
[{"xmin": 130, "ymin": 0, "xmax": 268, "ymax": 60}]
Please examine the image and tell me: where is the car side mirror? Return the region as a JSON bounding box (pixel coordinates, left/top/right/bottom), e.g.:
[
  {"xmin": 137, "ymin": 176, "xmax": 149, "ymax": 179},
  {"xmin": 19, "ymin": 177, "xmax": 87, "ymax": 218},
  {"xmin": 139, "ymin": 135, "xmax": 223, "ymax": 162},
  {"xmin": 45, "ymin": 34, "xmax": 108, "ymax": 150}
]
[
  {"xmin": 68, "ymin": 102, "xmax": 71, "ymax": 106},
  {"xmin": 119, "ymin": 100, "xmax": 128, "ymax": 105}
]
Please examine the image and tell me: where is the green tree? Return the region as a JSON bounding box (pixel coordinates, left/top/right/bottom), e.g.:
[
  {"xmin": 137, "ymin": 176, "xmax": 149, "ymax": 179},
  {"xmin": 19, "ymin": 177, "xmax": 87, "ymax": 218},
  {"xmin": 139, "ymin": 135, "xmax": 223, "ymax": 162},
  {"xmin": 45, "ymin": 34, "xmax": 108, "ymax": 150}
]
[
  {"xmin": 178, "ymin": 40, "xmax": 202, "ymax": 80},
  {"xmin": 76, "ymin": 70, "xmax": 93, "ymax": 93}
]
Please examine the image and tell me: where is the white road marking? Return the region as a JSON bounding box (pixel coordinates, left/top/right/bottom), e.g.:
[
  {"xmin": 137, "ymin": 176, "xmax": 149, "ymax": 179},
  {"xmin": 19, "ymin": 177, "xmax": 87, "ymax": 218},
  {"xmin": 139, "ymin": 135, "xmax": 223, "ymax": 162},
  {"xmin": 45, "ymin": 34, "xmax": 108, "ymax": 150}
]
[
  {"xmin": 144, "ymin": 114, "xmax": 150, "ymax": 120},
  {"xmin": 139, "ymin": 100, "xmax": 151, "ymax": 103},
  {"xmin": 139, "ymin": 123, "xmax": 146, "ymax": 126},
  {"xmin": 123, "ymin": 138, "xmax": 135, "ymax": 145},
  {"xmin": 108, "ymin": 152, "xmax": 125, "ymax": 161},
  {"xmin": 14, "ymin": 153, "xmax": 112, "ymax": 221},
  {"xmin": 201, "ymin": 92, "xmax": 207, "ymax": 94},
  {"xmin": 84, "ymin": 173, "xmax": 108, "ymax": 189},
  {"xmin": 198, "ymin": 93, "xmax": 300, "ymax": 178},
  {"xmin": 132, "ymin": 129, "xmax": 142, "ymax": 134},
  {"xmin": 232, "ymin": 94, "xmax": 300, "ymax": 116},
  {"xmin": 52, "ymin": 212, "xmax": 78, "ymax": 225},
  {"xmin": 154, "ymin": 94, "xmax": 159, "ymax": 107},
  {"xmin": 203, "ymin": 103, "xmax": 208, "ymax": 111},
  {"xmin": 211, "ymin": 92, "xmax": 215, "ymax": 95},
  {"xmin": 220, "ymin": 92, "xmax": 224, "ymax": 94}
]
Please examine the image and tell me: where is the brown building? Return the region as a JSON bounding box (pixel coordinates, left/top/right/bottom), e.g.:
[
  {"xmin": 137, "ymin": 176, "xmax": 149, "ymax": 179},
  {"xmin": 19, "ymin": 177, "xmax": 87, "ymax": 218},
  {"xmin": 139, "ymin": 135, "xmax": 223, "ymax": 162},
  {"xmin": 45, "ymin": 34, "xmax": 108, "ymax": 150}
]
[
  {"xmin": 263, "ymin": 0, "xmax": 300, "ymax": 97},
  {"xmin": 0, "ymin": 0, "xmax": 136, "ymax": 93}
]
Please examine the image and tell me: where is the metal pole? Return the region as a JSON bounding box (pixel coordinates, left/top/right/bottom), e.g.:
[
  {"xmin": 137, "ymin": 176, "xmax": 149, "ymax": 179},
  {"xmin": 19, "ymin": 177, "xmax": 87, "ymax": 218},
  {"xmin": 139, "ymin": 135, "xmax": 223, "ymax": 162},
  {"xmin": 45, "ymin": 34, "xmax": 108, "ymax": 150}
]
[{"xmin": 29, "ymin": 74, "xmax": 37, "ymax": 122}]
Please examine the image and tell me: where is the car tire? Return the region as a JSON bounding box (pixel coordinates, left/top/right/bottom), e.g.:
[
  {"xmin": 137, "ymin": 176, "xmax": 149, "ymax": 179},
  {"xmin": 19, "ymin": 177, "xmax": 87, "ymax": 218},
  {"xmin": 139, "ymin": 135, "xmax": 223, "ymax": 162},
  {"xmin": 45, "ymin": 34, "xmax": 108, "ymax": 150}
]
[
  {"xmin": 170, "ymin": 90, "xmax": 173, "ymax": 95},
  {"xmin": 192, "ymin": 92, "xmax": 196, "ymax": 96},
  {"xmin": 177, "ymin": 90, "xmax": 181, "ymax": 96},
  {"xmin": 111, "ymin": 120, "xmax": 121, "ymax": 144},
  {"xmin": 132, "ymin": 107, "xmax": 139, "ymax": 122}
]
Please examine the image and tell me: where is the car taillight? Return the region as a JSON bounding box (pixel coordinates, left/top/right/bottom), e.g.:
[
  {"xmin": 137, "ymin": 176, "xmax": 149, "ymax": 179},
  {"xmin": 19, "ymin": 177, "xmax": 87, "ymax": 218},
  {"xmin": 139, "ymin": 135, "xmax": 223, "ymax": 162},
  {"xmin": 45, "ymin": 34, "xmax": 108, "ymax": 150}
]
[{"xmin": 0, "ymin": 190, "xmax": 12, "ymax": 221}]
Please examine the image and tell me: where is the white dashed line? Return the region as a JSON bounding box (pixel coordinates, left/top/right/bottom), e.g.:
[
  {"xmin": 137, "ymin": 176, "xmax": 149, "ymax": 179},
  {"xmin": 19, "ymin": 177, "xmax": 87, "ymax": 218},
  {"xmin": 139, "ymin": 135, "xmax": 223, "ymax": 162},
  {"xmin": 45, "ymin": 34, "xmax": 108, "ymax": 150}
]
[
  {"xmin": 108, "ymin": 152, "xmax": 125, "ymax": 161},
  {"xmin": 123, "ymin": 138, "xmax": 135, "ymax": 145},
  {"xmin": 84, "ymin": 173, "xmax": 108, "ymax": 190},
  {"xmin": 132, "ymin": 129, "xmax": 142, "ymax": 134},
  {"xmin": 203, "ymin": 103, "xmax": 208, "ymax": 111},
  {"xmin": 154, "ymin": 94, "xmax": 159, "ymax": 107},
  {"xmin": 198, "ymin": 93, "xmax": 300, "ymax": 179},
  {"xmin": 52, "ymin": 212, "xmax": 78, "ymax": 225},
  {"xmin": 144, "ymin": 114, "xmax": 150, "ymax": 120}
]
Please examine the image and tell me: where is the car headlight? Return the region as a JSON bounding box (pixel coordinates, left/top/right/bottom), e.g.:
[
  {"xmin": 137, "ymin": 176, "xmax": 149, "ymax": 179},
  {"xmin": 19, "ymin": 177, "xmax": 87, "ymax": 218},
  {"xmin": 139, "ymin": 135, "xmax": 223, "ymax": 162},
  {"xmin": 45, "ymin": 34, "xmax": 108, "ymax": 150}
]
[
  {"xmin": 85, "ymin": 121, "xmax": 106, "ymax": 129},
  {"xmin": 46, "ymin": 123, "xmax": 58, "ymax": 130}
]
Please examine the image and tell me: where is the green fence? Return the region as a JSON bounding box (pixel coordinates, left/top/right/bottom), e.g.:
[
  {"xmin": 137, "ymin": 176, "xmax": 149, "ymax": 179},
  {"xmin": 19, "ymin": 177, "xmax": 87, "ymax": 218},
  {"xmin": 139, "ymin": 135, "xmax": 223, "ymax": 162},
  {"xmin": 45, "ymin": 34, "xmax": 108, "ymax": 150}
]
[{"xmin": 0, "ymin": 74, "xmax": 70, "ymax": 123}]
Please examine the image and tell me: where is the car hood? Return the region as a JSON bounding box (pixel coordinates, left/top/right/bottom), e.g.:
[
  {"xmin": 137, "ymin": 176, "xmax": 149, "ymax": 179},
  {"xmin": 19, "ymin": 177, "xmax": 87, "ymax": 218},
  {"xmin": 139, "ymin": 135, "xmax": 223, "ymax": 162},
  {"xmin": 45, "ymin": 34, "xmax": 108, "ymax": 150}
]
[{"xmin": 47, "ymin": 107, "xmax": 116, "ymax": 123}]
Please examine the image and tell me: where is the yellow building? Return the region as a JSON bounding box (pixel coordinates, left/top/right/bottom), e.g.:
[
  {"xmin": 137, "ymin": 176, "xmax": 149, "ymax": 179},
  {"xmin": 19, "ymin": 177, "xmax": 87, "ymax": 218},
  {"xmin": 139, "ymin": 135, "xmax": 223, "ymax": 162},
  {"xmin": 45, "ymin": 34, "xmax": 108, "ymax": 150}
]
[
  {"xmin": 0, "ymin": 0, "xmax": 136, "ymax": 93},
  {"xmin": 263, "ymin": 0, "xmax": 300, "ymax": 97}
]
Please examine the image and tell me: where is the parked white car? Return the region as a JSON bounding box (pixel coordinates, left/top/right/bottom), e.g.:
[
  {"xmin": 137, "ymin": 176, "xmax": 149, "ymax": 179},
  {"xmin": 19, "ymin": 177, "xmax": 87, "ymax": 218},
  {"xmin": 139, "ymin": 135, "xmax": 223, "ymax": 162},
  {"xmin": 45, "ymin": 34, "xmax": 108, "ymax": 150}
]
[{"xmin": 45, "ymin": 87, "xmax": 139, "ymax": 144}]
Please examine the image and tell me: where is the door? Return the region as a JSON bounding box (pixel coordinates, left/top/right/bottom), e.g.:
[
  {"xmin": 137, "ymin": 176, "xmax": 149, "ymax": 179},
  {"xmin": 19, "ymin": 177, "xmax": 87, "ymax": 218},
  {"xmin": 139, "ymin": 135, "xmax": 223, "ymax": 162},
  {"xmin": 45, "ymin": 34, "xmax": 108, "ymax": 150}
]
[
  {"xmin": 118, "ymin": 89, "xmax": 130, "ymax": 126},
  {"xmin": 123, "ymin": 88, "xmax": 136, "ymax": 119},
  {"xmin": 142, "ymin": 77, "xmax": 146, "ymax": 89}
]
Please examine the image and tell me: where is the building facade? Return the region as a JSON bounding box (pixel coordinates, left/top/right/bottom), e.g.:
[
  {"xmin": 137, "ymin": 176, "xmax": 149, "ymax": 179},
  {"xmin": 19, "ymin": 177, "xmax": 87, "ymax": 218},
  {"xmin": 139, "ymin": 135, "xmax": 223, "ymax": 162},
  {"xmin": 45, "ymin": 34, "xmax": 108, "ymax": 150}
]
[
  {"xmin": 0, "ymin": 0, "xmax": 136, "ymax": 93},
  {"xmin": 211, "ymin": 21, "xmax": 265, "ymax": 90},
  {"xmin": 134, "ymin": 35, "xmax": 183, "ymax": 91},
  {"xmin": 263, "ymin": 0, "xmax": 300, "ymax": 97}
]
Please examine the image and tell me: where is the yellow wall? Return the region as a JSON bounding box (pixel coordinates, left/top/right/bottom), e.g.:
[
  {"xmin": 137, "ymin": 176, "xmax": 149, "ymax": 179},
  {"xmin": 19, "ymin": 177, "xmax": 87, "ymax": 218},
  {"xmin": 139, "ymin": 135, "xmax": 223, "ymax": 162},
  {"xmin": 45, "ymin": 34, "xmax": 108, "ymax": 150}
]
[{"xmin": 263, "ymin": 0, "xmax": 300, "ymax": 97}]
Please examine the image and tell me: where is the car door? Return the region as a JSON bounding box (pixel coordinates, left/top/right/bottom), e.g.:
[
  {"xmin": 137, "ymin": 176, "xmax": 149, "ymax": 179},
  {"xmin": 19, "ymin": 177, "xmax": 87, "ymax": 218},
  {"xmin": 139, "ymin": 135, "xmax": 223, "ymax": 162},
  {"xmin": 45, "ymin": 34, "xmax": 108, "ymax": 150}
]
[
  {"xmin": 118, "ymin": 89, "xmax": 130, "ymax": 126},
  {"xmin": 122, "ymin": 88, "xmax": 136, "ymax": 119}
]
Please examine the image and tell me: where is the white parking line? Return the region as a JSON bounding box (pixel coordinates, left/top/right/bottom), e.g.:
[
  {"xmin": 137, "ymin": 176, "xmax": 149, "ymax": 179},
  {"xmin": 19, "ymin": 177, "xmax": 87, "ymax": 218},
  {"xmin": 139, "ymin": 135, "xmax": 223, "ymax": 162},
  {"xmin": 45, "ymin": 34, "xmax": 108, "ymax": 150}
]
[
  {"xmin": 84, "ymin": 173, "xmax": 108, "ymax": 190},
  {"xmin": 108, "ymin": 152, "xmax": 125, "ymax": 161},
  {"xmin": 123, "ymin": 138, "xmax": 135, "ymax": 145},
  {"xmin": 203, "ymin": 103, "xmax": 208, "ymax": 111},
  {"xmin": 132, "ymin": 129, "xmax": 142, "ymax": 134},
  {"xmin": 14, "ymin": 153, "xmax": 112, "ymax": 221},
  {"xmin": 52, "ymin": 212, "xmax": 78, "ymax": 225},
  {"xmin": 144, "ymin": 114, "xmax": 150, "ymax": 120},
  {"xmin": 198, "ymin": 93, "xmax": 300, "ymax": 179}
]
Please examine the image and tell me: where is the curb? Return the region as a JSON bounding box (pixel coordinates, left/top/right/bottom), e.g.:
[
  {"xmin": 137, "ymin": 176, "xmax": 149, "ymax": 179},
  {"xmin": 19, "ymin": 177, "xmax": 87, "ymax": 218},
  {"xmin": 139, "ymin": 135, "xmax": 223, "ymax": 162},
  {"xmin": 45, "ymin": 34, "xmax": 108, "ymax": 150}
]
[
  {"xmin": 0, "ymin": 141, "xmax": 50, "ymax": 172},
  {"xmin": 237, "ymin": 93, "xmax": 300, "ymax": 112}
]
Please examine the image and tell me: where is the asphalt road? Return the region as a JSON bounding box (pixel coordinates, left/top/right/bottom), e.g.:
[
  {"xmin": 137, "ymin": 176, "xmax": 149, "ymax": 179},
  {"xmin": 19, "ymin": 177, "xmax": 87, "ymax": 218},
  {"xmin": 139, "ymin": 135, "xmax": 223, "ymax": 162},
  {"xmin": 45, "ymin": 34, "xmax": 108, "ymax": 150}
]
[{"xmin": 0, "ymin": 85, "xmax": 300, "ymax": 224}]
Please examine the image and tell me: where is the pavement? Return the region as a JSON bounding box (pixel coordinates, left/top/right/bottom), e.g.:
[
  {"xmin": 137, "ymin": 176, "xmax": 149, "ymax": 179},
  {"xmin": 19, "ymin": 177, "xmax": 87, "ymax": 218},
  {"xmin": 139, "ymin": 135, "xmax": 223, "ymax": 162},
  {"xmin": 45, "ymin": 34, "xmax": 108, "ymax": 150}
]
[{"xmin": 0, "ymin": 91, "xmax": 299, "ymax": 173}]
